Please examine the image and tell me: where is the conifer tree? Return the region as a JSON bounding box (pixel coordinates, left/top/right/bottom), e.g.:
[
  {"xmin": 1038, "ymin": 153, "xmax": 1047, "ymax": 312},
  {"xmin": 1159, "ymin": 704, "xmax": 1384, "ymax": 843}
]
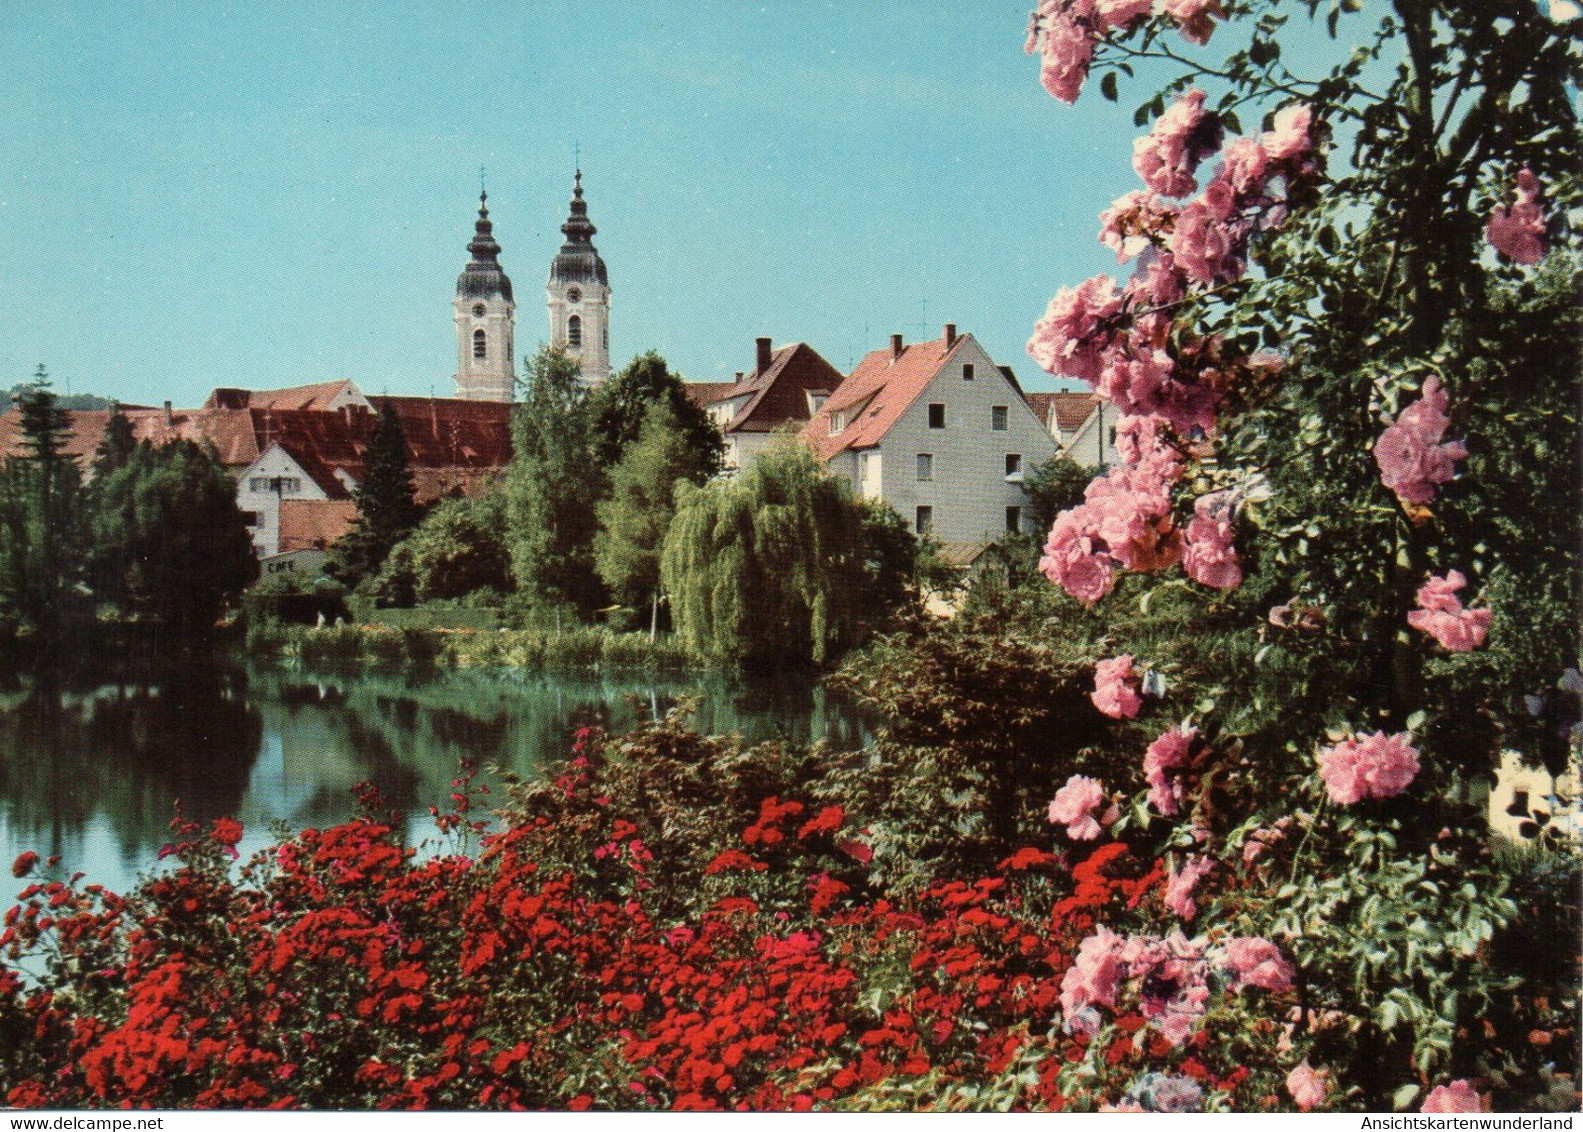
[
  {"xmin": 91, "ymin": 406, "xmax": 137, "ymax": 479},
  {"xmin": 0, "ymin": 367, "xmax": 83, "ymax": 637},
  {"xmin": 326, "ymin": 403, "xmax": 422, "ymax": 588}
]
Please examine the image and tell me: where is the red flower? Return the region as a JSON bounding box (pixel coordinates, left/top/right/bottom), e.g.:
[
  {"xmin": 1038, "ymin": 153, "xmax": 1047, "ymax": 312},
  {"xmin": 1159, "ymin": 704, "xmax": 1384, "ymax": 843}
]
[
  {"xmin": 211, "ymin": 817, "xmax": 244, "ymax": 848},
  {"xmin": 10, "ymin": 851, "xmax": 38, "ymax": 879}
]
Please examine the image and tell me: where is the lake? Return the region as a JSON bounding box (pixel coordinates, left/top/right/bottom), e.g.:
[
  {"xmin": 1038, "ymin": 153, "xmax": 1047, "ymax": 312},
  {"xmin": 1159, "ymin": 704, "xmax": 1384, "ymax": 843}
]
[{"xmin": 0, "ymin": 658, "xmax": 870, "ymax": 896}]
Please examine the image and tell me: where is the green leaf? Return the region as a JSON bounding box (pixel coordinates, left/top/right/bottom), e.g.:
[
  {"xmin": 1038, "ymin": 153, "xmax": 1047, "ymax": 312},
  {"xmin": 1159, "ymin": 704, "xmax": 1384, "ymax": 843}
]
[{"xmin": 1100, "ymin": 71, "xmax": 1118, "ymax": 102}]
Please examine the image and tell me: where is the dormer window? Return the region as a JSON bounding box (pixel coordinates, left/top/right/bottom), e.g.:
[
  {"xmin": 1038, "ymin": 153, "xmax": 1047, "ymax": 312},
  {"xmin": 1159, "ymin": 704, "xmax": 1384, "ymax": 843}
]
[
  {"xmin": 568, "ymin": 315, "xmax": 582, "ymax": 348},
  {"xmin": 829, "ymin": 410, "xmax": 847, "ymax": 436},
  {"xmin": 473, "ymin": 329, "xmax": 487, "ymax": 359}
]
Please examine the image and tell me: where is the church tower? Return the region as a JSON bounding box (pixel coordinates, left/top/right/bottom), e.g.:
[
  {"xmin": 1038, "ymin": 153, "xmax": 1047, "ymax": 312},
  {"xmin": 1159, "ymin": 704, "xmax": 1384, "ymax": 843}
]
[
  {"xmin": 547, "ymin": 171, "xmax": 610, "ymax": 385},
  {"xmin": 454, "ymin": 191, "xmax": 516, "ymax": 401}
]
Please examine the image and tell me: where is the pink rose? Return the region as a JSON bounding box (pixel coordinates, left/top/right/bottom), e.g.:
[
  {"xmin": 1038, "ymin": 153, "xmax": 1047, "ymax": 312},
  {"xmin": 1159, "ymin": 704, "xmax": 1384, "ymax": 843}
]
[
  {"xmin": 1407, "ymin": 570, "xmax": 1491, "ymax": 651},
  {"xmin": 1316, "ymin": 730, "xmax": 1421, "ymax": 805},
  {"xmin": 1145, "ymin": 726, "xmax": 1197, "ymax": 816},
  {"xmin": 1040, "ymin": 507, "xmax": 1118, "ymax": 605},
  {"xmin": 1091, "ymin": 655, "xmax": 1144, "ymax": 719},
  {"xmin": 1163, "ymin": 854, "xmax": 1214, "ymax": 920},
  {"xmin": 1181, "ymin": 495, "xmax": 1243, "ymax": 590},
  {"xmin": 1373, "ymin": 376, "xmax": 1467, "ymax": 506},
  {"xmin": 1286, "ymin": 1062, "xmax": 1328, "ymax": 1112},
  {"xmin": 1161, "ymin": 0, "xmax": 1224, "ymax": 44},
  {"xmin": 1049, "ymin": 774, "xmax": 1109, "ymax": 840},
  {"xmin": 1132, "ymin": 89, "xmax": 1223, "ymax": 198},
  {"xmin": 1421, "ymin": 1080, "xmax": 1484, "ymax": 1113},
  {"xmin": 1028, "ymin": 275, "xmax": 1123, "ymax": 382},
  {"xmin": 1262, "ymin": 104, "xmax": 1315, "ymax": 164},
  {"xmin": 1486, "ymin": 167, "xmax": 1548, "ymax": 265},
  {"xmin": 1220, "ymin": 936, "xmax": 1295, "ymax": 992},
  {"xmin": 1170, "ymin": 197, "xmax": 1246, "ymax": 283},
  {"xmin": 1060, "ymin": 925, "xmax": 1127, "ymax": 1021}
]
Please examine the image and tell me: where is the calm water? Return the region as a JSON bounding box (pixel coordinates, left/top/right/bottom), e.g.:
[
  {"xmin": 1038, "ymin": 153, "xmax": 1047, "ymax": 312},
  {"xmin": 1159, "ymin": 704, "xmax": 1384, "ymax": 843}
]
[{"xmin": 0, "ymin": 659, "xmax": 869, "ymax": 896}]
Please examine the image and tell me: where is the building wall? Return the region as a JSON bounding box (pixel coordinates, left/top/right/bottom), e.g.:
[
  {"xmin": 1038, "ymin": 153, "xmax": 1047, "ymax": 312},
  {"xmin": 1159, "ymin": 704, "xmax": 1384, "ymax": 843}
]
[
  {"xmin": 1061, "ymin": 403, "xmax": 1119, "ymax": 468},
  {"xmin": 453, "ymin": 297, "xmax": 516, "ymax": 402},
  {"xmin": 547, "ymin": 282, "xmax": 611, "ymax": 385},
  {"xmin": 876, "ymin": 338, "xmax": 1059, "ymax": 543},
  {"xmin": 236, "ymin": 446, "xmax": 331, "ymax": 557}
]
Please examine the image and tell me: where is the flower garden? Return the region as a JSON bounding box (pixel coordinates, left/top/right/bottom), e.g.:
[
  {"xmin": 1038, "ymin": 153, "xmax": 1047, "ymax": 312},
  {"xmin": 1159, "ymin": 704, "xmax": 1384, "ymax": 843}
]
[{"xmin": 2, "ymin": 0, "xmax": 1580, "ymax": 1114}]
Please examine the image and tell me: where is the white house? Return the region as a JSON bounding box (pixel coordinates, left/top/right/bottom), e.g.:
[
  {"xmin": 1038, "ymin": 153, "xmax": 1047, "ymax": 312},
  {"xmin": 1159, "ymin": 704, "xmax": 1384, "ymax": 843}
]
[
  {"xmin": 687, "ymin": 337, "xmax": 844, "ymax": 473},
  {"xmin": 1024, "ymin": 390, "xmax": 1119, "ymax": 468},
  {"xmin": 804, "ymin": 326, "xmax": 1060, "ymax": 544}
]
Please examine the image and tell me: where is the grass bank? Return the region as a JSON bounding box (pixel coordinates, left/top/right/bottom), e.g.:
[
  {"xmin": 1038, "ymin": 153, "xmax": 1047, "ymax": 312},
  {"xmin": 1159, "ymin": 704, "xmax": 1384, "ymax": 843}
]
[{"xmin": 245, "ymin": 620, "xmax": 700, "ymax": 674}]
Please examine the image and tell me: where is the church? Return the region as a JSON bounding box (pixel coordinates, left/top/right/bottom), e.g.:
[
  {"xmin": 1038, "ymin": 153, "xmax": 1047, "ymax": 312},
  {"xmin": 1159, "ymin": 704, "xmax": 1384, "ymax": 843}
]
[
  {"xmin": 0, "ymin": 175, "xmax": 610, "ymax": 572},
  {"xmin": 453, "ymin": 172, "xmax": 611, "ymax": 398}
]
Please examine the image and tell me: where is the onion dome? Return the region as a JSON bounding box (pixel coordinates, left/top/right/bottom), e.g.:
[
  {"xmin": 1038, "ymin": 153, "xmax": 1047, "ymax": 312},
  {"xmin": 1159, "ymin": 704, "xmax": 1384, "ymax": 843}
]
[
  {"xmin": 548, "ymin": 171, "xmax": 608, "ymax": 286},
  {"xmin": 457, "ymin": 191, "xmax": 514, "ymax": 302}
]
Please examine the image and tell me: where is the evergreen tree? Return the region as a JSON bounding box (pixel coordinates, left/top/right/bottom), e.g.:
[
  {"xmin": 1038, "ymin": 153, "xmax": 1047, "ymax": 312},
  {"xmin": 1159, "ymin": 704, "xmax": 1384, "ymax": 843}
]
[
  {"xmin": 661, "ymin": 440, "xmax": 917, "ymax": 668},
  {"xmin": 87, "ymin": 440, "xmax": 257, "ymax": 634},
  {"xmin": 594, "ymin": 399, "xmax": 707, "ymax": 636},
  {"xmin": 589, "ymin": 350, "xmax": 724, "ymax": 474},
  {"xmin": 504, "ymin": 346, "xmax": 605, "ymax": 622},
  {"xmin": 91, "ymin": 406, "xmax": 137, "ymax": 479},
  {"xmin": 0, "ymin": 367, "xmax": 84, "ymax": 637},
  {"xmin": 325, "ymin": 403, "xmax": 423, "ymax": 587}
]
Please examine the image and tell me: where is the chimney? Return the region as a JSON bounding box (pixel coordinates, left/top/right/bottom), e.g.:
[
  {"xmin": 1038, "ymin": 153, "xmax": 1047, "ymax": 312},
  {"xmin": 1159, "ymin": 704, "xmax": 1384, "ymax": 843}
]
[
  {"xmin": 998, "ymin": 365, "xmax": 1015, "ymax": 381},
  {"xmin": 943, "ymin": 323, "xmax": 957, "ymax": 348},
  {"xmin": 734, "ymin": 372, "xmax": 744, "ymax": 383},
  {"xmin": 755, "ymin": 337, "xmax": 773, "ymax": 377},
  {"xmin": 162, "ymin": 400, "xmax": 173, "ymax": 427},
  {"xmin": 890, "ymin": 334, "xmax": 904, "ymax": 361}
]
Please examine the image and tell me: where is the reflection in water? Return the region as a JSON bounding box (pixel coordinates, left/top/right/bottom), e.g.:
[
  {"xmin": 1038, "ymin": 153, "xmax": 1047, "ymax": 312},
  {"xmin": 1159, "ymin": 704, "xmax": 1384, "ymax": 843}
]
[{"xmin": 0, "ymin": 660, "xmax": 868, "ymax": 895}]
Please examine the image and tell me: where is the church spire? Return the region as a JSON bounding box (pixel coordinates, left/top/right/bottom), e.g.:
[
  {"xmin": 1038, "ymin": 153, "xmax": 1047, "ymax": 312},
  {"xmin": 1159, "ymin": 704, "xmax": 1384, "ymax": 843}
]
[
  {"xmin": 467, "ymin": 190, "xmax": 503, "ymax": 267},
  {"xmin": 454, "ymin": 186, "xmax": 516, "ymax": 402},
  {"xmin": 547, "ymin": 168, "xmax": 611, "ymax": 385}
]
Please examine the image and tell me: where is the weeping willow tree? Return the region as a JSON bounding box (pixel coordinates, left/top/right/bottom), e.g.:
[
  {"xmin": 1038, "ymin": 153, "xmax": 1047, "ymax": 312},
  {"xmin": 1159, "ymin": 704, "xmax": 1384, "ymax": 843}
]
[{"xmin": 661, "ymin": 441, "xmax": 917, "ymax": 670}]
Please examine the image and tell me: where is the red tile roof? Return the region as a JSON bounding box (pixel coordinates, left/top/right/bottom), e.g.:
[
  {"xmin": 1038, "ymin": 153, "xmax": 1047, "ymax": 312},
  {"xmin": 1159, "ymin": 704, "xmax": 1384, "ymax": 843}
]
[
  {"xmin": 278, "ymin": 500, "xmax": 359, "ymax": 553},
  {"xmin": 803, "ymin": 335, "xmax": 964, "ymax": 460},
  {"xmin": 711, "ymin": 343, "xmax": 844, "ymax": 434},
  {"xmin": 682, "ymin": 382, "xmax": 740, "ymax": 408},
  {"xmin": 0, "ymin": 407, "xmax": 265, "ymax": 471},
  {"xmin": 208, "ymin": 381, "xmax": 363, "ymax": 412},
  {"xmin": 1023, "ymin": 391, "xmax": 1098, "ymax": 433}
]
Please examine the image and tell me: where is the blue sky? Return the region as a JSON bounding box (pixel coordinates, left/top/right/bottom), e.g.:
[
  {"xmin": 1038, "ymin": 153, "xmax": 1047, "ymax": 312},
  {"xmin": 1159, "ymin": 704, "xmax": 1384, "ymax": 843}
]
[{"xmin": 3, "ymin": 2, "xmax": 1244, "ymax": 405}]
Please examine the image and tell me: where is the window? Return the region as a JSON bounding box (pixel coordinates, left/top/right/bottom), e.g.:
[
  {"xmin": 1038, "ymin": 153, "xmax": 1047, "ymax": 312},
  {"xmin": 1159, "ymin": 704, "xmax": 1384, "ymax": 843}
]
[
  {"xmin": 962, "ymin": 363, "xmax": 975, "ymax": 381},
  {"xmin": 472, "ymin": 303, "xmax": 486, "ymax": 317},
  {"xmin": 473, "ymin": 329, "xmax": 487, "ymax": 359},
  {"xmin": 568, "ymin": 314, "xmax": 582, "ymax": 348},
  {"xmin": 1108, "ymin": 426, "xmax": 1118, "ymax": 446},
  {"xmin": 249, "ymin": 477, "xmax": 268, "ymax": 492},
  {"xmin": 915, "ymin": 506, "xmax": 933, "ymax": 535},
  {"xmin": 241, "ymin": 510, "xmax": 261, "ymax": 528},
  {"xmin": 992, "ymin": 405, "xmax": 1009, "ymax": 431},
  {"xmin": 1005, "ymin": 453, "xmax": 1023, "ymax": 478},
  {"xmin": 829, "ymin": 411, "xmax": 846, "ymax": 435},
  {"xmin": 928, "ymin": 403, "xmax": 946, "ymax": 429},
  {"xmin": 277, "ymin": 477, "xmax": 302, "ymax": 494},
  {"xmin": 917, "ymin": 453, "xmax": 933, "ymax": 481},
  {"xmin": 1006, "ymin": 506, "xmax": 1022, "ymax": 533}
]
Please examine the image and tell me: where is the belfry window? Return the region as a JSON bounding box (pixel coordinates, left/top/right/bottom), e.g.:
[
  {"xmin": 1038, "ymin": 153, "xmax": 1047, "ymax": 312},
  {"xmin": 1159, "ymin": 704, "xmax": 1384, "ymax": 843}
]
[
  {"xmin": 568, "ymin": 315, "xmax": 582, "ymax": 348},
  {"xmin": 473, "ymin": 329, "xmax": 487, "ymax": 359}
]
